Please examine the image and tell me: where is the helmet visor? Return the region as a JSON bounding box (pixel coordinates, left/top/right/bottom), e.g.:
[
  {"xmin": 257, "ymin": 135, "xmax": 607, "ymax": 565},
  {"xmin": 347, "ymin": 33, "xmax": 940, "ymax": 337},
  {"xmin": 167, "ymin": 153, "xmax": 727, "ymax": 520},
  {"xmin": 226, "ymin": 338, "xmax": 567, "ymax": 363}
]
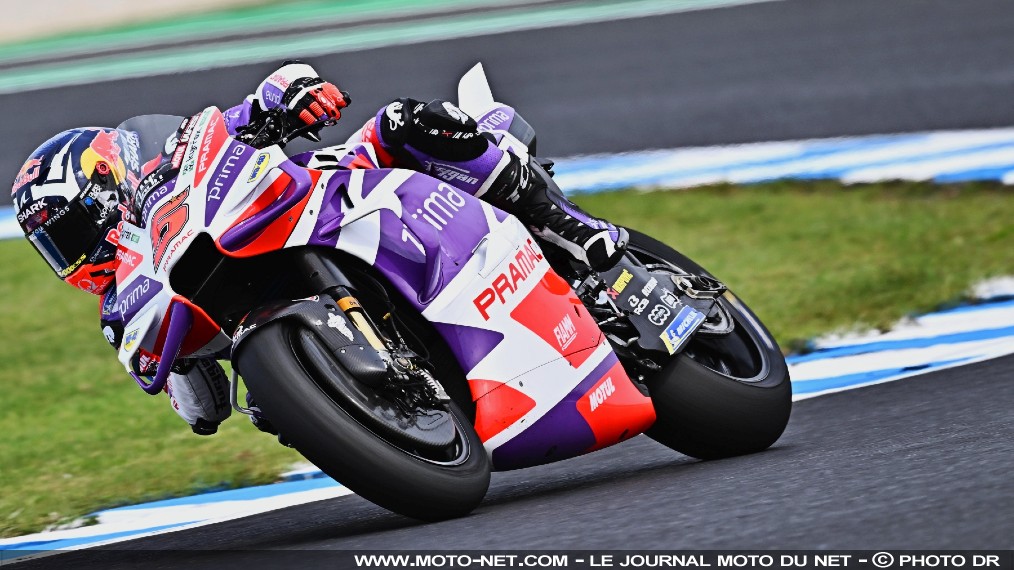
[{"xmin": 27, "ymin": 202, "xmax": 105, "ymax": 278}]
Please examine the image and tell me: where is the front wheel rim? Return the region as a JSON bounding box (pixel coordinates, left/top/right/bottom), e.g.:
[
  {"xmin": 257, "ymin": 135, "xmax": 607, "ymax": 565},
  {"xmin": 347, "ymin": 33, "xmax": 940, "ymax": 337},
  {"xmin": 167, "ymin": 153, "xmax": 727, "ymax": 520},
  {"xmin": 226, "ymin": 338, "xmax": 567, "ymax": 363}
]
[{"xmin": 292, "ymin": 326, "xmax": 476, "ymax": 467}]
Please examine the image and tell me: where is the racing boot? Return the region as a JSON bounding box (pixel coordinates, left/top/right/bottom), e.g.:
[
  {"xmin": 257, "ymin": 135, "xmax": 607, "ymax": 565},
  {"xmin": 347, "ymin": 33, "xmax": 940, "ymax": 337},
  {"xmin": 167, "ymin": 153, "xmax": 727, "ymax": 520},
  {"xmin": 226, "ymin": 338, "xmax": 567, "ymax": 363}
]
[
  {"xmin": 245, "ymin": 393, "xmax": 293, "ymax": 447},
  {"xmin": 486, "ymin": 153, "xmax": 628, "ymax": 271},
  {"xmin": 165, "ymin": 358, "xmax": 232, "ymax": 436}
]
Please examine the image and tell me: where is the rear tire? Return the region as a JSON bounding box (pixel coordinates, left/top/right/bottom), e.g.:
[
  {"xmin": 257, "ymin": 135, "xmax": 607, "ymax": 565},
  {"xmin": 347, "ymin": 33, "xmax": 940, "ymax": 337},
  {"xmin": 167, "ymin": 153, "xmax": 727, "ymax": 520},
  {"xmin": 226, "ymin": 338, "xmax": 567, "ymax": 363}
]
[
  {"xmin": 235, "ymin": 321, "xmax": 490, "ymax": 521},
  {"xmin": 625, "ymin": 229, "xmax": 792, "ymax": 460}
]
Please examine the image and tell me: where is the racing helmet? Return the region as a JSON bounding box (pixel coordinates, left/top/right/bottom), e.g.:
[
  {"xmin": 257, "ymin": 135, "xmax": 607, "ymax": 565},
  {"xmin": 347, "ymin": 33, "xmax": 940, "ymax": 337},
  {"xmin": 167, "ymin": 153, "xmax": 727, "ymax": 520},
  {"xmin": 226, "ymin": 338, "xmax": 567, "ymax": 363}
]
[{"xmin": 12, "ymin": 127, "xmax": 141, "ymax": 295}]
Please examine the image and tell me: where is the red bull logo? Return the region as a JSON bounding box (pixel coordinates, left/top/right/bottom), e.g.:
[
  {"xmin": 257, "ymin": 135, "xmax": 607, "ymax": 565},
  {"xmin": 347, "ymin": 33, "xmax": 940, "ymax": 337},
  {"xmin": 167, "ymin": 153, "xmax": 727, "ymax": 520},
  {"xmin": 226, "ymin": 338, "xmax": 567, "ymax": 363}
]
[
  {"xmin": 81, "ymin": 130, "xmax": 127, "ymax": 184},
  {"xmin": 12, "ymin": 159, "xmax": 41, "ymax": 192},
  {"xmin": 91, "ymin": 130, "xmax": 121, "ymax": 163}
]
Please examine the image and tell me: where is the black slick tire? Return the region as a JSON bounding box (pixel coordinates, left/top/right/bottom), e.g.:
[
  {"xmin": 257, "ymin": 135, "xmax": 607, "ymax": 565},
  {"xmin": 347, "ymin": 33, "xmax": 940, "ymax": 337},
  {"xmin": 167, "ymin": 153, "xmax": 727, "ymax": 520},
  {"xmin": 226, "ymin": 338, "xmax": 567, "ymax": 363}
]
[
  {"xmin": 625, "ymin": 229, "xmax": 792, "ymax": 460},
  {"xmin": 235, "ymin": 321, "xmax": 490, "ymax": 520}
]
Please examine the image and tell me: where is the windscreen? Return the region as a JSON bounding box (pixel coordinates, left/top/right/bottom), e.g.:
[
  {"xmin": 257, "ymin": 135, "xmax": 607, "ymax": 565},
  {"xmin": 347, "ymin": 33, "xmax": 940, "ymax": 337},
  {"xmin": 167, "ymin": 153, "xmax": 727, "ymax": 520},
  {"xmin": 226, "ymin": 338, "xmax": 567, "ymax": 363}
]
[{"xmin": 116, "ymin": 114, "xmax": 185, "ymax": 164}]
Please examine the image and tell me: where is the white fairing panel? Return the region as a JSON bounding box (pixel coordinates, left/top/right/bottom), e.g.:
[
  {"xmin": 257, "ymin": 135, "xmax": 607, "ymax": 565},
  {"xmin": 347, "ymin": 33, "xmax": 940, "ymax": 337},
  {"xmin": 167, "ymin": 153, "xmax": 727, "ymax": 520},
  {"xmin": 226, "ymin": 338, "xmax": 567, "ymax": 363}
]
[{"xmin": 457, "ymin": 63, "xmax": 498, "ymax": 120}]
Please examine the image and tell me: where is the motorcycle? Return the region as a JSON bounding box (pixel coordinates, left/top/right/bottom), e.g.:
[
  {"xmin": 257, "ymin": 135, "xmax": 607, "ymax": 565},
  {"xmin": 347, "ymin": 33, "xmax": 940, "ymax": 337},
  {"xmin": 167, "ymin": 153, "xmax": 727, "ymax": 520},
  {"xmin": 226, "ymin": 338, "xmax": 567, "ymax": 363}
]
[{"xmin": 113, "ymin": 64, "xmax": 791, "ymax": 520}]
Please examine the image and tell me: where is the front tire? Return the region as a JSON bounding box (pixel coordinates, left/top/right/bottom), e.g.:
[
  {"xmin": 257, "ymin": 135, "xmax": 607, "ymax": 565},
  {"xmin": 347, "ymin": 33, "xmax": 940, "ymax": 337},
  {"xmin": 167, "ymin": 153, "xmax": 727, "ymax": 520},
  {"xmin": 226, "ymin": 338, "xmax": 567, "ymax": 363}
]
[
  {"xmin": 625, "ymin": 229, "xmax": 792, "ymax": 460},
  {"xmin": 235, "ymin": 321, "xmax": 490, "ymax": 520}
]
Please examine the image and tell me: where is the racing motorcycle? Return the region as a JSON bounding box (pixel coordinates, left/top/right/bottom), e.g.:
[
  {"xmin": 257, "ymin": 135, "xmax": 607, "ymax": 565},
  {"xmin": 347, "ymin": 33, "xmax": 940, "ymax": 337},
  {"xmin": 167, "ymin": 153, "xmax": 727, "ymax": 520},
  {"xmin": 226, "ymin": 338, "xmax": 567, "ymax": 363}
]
[{"xmin": 114, "ymin": 64, "xmax": 791, "ymax": 521}]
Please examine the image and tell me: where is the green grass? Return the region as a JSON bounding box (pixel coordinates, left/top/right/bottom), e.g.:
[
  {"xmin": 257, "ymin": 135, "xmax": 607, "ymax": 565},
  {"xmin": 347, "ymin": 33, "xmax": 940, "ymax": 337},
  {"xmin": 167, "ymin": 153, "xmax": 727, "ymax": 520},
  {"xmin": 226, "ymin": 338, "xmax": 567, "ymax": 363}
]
[
  {"xmin": 2, "ymin": 180, "xmax": 1013, "ymax": 537},
  {"xmin": 0, "ymin": 240, "xmax": 303, "ymax": 537},
  {"xmin": 576, "ymin": 180, "xmax": 1014, "ymax": 349}
]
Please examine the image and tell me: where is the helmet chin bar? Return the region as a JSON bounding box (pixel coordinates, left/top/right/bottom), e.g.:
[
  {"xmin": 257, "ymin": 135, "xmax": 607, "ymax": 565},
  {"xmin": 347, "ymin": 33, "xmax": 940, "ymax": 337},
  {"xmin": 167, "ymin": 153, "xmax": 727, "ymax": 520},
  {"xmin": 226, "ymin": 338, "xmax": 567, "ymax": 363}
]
[{"xmin": 85, "ymin": 170, "xmax": 128, "ymax": 219}]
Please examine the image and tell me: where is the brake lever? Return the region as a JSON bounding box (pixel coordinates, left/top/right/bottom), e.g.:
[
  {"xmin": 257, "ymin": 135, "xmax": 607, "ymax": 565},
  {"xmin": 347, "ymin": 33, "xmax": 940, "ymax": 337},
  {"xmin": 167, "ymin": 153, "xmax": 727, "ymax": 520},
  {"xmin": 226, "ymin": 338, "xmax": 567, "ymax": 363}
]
[
  {"xmin": 281, "ymin": 118, "xmax": 339, "ymax": 145},
  {"xmin": 238, "ymin": 108, "xmax": 338, "ymax": 148}
]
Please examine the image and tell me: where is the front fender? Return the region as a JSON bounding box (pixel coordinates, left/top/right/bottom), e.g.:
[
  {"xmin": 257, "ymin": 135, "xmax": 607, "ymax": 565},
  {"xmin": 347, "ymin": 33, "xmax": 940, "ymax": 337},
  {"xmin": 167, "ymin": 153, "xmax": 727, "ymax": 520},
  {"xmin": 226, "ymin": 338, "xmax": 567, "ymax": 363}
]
[{"xmin": 232, "ymin": 294, "xmax": 389, "ymax": 387}]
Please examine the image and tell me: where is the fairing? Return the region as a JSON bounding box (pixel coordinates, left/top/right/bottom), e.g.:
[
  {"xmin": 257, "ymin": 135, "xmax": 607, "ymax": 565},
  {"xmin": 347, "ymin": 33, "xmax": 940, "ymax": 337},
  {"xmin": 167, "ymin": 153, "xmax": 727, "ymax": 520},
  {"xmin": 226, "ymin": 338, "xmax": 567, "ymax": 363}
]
[{"xmin": 112, "ymin": 105, "xmax": 655, "ymax": 470}]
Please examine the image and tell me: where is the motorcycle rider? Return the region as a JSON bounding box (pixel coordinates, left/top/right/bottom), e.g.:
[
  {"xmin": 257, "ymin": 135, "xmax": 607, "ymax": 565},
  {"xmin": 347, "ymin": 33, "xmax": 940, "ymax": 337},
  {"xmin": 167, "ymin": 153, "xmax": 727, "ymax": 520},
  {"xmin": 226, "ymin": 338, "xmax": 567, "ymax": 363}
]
[{"xmin": 12, "ymin": 61, "xmax": 627, "ymax": 436}]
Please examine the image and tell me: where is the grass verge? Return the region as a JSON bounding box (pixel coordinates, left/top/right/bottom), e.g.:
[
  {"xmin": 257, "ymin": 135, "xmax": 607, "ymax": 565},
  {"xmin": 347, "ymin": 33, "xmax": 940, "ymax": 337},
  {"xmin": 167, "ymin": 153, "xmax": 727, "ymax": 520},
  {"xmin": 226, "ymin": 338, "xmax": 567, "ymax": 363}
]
[
  {"xmin": 2, "ymin": 180, "xmax": 1013, "ymax": 536},
  {"xmin": 577, "ymin": 180, "xmax": 1014, "ymax": 349}
]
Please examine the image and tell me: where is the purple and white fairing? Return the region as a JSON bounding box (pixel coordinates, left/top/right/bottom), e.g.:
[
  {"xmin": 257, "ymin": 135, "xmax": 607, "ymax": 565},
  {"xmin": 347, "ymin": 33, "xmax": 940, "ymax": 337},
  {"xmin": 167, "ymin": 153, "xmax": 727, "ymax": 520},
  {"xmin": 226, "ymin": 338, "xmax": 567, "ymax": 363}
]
[
  {"xmin": 253, "ymin": 162, "xmax": 631, "ymax": 468},
  {"xmin": 110, "ymin": 104, "xmax": 649, "ymax": 471},
  {"xmin": 290, "ymin": 166, "xmax": 506, "ymax": 313}
]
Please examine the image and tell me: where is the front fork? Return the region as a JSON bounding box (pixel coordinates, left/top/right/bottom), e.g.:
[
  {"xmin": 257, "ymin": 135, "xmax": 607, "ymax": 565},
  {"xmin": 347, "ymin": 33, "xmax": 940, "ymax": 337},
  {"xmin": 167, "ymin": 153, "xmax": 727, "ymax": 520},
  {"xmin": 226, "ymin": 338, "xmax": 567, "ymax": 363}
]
[
  {"xmin": 297, "ymin": 249, "xmax": 451, "ymax": 403},
  {"xmin": 301, "ymin": 249, "xmax": 437, "ymax": 390},
  {"xmin": 231, "ymin": 249, "xmax": 397, "ymax": 417},
  {"xmin": 296, "ymin": 249, "xmax": 391, "ymax": 348},
  {"xmin": 232, "ymin": 248, "xmax": 446, "ymax": 418}
]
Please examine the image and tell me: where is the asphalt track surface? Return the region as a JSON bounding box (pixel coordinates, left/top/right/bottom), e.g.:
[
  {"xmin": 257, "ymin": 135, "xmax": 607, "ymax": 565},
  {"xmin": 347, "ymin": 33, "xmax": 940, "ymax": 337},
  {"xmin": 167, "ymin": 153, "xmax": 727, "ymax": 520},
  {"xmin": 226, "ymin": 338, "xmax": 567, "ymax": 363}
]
[
  {"xmin": 5, "ymin": 0, "xmax": 1014, "ymax": 559},
  {"xmin": 16, "ymin": 354, "xmax": 1014, "ymax": 567},
  {"xmin": 4, "ymin": 0, "xmax": 1014, "ymax": 204}
]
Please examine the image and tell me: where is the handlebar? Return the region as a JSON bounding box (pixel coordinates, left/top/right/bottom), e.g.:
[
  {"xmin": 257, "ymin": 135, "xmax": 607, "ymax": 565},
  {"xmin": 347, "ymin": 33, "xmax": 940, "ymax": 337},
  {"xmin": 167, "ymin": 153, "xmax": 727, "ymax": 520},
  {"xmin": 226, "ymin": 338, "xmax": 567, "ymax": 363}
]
[{"xmin": 237, "ymin": 107, "xmax": 338, "ymax": 148}]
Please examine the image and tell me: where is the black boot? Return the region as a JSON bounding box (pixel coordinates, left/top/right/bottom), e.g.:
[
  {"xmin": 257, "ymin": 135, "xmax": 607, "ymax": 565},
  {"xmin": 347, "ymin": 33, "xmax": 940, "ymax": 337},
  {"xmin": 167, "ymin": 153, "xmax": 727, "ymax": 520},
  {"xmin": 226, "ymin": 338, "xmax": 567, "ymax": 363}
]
[{"xmin": 487, "ymin": 154, "xmax": 628, "ymax": 270}]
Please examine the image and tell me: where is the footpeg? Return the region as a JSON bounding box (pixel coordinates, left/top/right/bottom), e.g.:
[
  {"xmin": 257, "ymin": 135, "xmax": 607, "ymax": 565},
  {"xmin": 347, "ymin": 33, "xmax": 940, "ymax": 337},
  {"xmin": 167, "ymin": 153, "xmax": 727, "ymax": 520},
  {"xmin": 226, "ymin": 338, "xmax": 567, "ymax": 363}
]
[
  {"xmin": 672, "ymin": 274, "xmax": 727, "ymax": 300},
  {"xmin": 671, "ymin": 274, "xmax": 734, "ymax": 336}
]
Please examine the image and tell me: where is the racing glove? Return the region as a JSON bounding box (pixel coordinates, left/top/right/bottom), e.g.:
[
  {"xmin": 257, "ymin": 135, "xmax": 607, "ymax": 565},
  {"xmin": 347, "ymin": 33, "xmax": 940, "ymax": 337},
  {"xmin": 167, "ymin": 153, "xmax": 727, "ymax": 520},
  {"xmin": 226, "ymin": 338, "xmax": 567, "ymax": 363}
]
[{"xmin": 254, "ymin": 61, "xmax": 350, "ymax": 127}]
